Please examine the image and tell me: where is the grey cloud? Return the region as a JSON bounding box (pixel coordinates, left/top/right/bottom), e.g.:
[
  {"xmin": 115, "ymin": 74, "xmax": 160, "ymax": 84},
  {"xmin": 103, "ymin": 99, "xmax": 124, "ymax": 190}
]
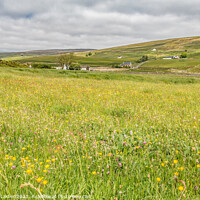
[{"xmin": 0, "ymin": 0, "xmax": 199, "ymax": 51}]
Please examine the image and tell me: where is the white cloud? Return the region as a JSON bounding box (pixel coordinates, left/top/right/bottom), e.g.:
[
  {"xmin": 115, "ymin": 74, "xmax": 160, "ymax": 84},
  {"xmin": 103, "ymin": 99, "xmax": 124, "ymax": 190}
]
[{"xmin": 0, "ymin": 0, "xmax": 199, "ymax": 51}]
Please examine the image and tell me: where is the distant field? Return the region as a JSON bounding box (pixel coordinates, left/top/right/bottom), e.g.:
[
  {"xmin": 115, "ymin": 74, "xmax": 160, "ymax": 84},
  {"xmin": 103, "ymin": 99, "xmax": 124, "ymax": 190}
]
[{"xmin": 0, "ymin": 68, "xmax": 199, "ymax": 199}]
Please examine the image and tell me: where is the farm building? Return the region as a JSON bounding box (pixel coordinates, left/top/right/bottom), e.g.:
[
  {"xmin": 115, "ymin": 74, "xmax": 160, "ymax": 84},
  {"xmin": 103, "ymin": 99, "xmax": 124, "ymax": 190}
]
[
  {"xmin": 120, "ymin": 62, "xmax": 132, "ymax": 67},
  {"xmin": 163, "ymin": 56, "xmax": 180, "ymax": 59}
]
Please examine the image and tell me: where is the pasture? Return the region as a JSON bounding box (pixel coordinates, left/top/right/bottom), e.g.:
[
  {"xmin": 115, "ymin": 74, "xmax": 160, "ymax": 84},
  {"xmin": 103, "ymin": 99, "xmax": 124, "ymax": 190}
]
[{"xmin": 0, "ymin": 68, "xmax": 200, "ymax": 199}]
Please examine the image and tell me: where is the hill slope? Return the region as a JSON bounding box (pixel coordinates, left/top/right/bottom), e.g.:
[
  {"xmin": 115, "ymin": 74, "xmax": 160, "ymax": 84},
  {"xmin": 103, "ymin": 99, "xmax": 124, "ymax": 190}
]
[{"xmin": 2, "ymin": 36, "xmax": 200, "ymax": 74}]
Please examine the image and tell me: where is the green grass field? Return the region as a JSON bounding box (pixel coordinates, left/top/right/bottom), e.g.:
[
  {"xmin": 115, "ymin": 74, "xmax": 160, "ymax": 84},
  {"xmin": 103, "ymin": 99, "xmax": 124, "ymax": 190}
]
[{"xmin": 0, "ymin": 68, "xmax": 200, "ymax": 199}]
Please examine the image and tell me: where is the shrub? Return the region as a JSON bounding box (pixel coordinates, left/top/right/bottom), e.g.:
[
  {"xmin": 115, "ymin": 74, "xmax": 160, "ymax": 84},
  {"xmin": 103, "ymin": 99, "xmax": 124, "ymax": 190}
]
[
  {"xmin": 136, "ymin": 55, "xmax": 148, "ymax": 63},
  {"xmin": 180, "ymin": 53, "xmax": 187, "ymax": 58},
  {"xmin": 32, "ymin": 63, "xmax": 52, "ymax": 69},
  {"xmin": 69, "ymin": 63, "xmax": 81, "ymax": 70}
]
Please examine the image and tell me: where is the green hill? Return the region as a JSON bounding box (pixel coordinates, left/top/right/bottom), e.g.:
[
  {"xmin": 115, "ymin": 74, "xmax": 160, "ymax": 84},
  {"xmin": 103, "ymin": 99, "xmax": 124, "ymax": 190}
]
[{"xmin": 2, "ymin": 36, "xmax": 200, "ymax": 74}]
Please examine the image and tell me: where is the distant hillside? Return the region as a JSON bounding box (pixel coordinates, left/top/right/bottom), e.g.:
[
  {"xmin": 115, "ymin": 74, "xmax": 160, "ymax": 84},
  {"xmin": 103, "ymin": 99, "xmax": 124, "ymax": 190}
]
[
  {"xmin": 2, "ymin": 36, "xmax": 200, "ymax": 74},
  {"xmin": 0, "ymin": 49, "xmax": 95, "ymax": 59},
  {"xmin": 92, "ymin": 36, "xmax": 200, "ymax": 59}
]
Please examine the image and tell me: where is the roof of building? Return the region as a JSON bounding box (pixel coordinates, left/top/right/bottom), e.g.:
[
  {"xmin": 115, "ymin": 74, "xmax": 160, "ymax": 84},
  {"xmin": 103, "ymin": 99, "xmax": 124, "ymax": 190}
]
[{"xmin": 123, "ymin": 62, "xmax": 132, "ymax": 65}]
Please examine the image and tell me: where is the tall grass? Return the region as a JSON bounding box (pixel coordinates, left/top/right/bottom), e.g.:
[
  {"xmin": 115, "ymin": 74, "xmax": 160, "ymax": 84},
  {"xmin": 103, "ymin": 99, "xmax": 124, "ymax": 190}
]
[{"xmin": 0, "ymin": 68, "xmax": 199, "ymax": 199}]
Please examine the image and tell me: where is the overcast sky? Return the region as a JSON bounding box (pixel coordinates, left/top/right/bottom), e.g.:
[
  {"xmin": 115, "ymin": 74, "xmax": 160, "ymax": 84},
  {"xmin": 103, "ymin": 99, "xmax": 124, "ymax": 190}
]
[{"xmin": 0, "ymin": 0, "xmax": 200, "ymax": 52}]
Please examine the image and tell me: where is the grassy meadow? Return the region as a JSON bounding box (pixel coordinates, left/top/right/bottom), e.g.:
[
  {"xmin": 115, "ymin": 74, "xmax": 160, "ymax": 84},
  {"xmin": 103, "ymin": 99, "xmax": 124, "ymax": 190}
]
[{"xmin": 0, "ymin": 68, "xmax": 200, "ymax": 199}]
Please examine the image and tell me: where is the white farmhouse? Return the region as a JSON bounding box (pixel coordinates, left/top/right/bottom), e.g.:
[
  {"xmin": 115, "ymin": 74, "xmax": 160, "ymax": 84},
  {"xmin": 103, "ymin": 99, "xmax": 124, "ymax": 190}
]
[{"xmin": 63, "ymin": 64, "xmax": 67, "ymax": 70}]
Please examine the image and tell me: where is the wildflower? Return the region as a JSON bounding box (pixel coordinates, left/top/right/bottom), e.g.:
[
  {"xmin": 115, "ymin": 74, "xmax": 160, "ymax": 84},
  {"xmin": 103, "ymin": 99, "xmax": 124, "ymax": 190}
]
[
  {"xmin": 174, "ymin": 172, "xmax": 179, "ymax": 176},
  {"xmin": 197, "ymin": 164, "xmax": 200, "ymax": 168},
  {"xmin": 46, "ymin": 160, "xmax": 50, "ymax": 163},
  {"xmin": 161, "ymin": 163, "xmax": 165, "ymax": 166},
  {"xmin": 43, "ymin": 170, "xmax": 47, "ymax": 173},
  {"xmin": 12, "ymin": 166, "xmax": 16, "ymax": 169},
  {"xmin": 52, "ymin": 159, "xmax": 55, "ymax": 162},
  {"xmin": 43, "ymin": 180, "xmax": 47, "ymax": 185},
  {"xmin": 180, "ymin": 167, "xmax": 184, "ymax": 171},
  {"xmin": 98, "ymin": 153, "xmax": 102, "ymax": 156},
  {"xmin": 165, "ymin": 161, "xmax": 168, "ymax": 163},
  {"xmin": 92, "ymin": 171, "xmax": 96, "ymax": 175},
  {"xmin": 123, "ymin": 142, "xmax": 126, "ymax": 145},
  {"xmin": 69, "ymin": 160, "xmax": 72, "ymax": 163},
  {"xmin": 22, "ymin": 148, "xmax": 26, "ymax": 151},
  {"xmin": 9, "ymin": 163, "xmax": 13, "ymax": 166},
  {"xmin": 26, "ymin": 169, "xmax": 32, "ymax": 174},
  {"xmin": 118, "ymin": 163, "xmax": 122, "ymax": 166},
  {"xmin": 12, "ymin": 157, "xmax": 16, "ymax": 161},
  {"xmin": 174, "ymin": 160, "xmax": 178, "ymax": 164},
  {"xmin": 39, "ymin": 162, "xmax": 43, "ymax": 165},
  {"xmin": 143, "ymin": 141, "xmax": 147, "ymax": 144},
  {"xmin": 45, "ymin": 165, "xmax": 50, "ymax": 169},
  {"xmin": 108, "ymin": 153, "xmax": 113, "ymax": 156},
  {"xmin": 178, "ymin": 186, "xmax": 184, "ymax": 191},
  {"xmin": 156, "ymin": 178, "xmax": 161, "ymax": 182},
  {"xmin": 36, "ymin": 177, "xmax": 42, "ymax": 183}
]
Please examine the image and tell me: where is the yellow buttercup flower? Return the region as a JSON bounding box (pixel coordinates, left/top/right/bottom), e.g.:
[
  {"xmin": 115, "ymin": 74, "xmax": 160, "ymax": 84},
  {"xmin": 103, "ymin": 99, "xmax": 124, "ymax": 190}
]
[
  {"xmin": 36, "ymin": 177, "xmax": 42, "ymax": 183},
  {"xmin": 174, "ymin": 160, "xmax": 178, "ymax": 164},
  {"xmin": 92, "ymin": 171, "xmax": 96, "ymax": 175},
  {"xmin": 156, "ymin": 178, "xmax": 161, "ymax": 182},
  {"xmin": 26, "ymin": 169, "xmax": 32, "ymax": 174},
  {"xmin": 45, "ymin": 165, "xmax": 50, "ymax": 169},
  {"xmin": 174, "ymin": 172, "xmax": 179, "ymax": 176},
  {"xmin": 178, "ymin": 186, "xmax": 184, "ymax": 191},
  {"xmin": 43, "ymin": 180, "xmax": 47, "ymax": 185}
]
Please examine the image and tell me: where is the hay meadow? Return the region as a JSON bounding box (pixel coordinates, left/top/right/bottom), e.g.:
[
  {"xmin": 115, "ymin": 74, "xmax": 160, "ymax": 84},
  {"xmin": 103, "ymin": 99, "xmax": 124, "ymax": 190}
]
[{"xmin": 0, "ymin": 68, "xmax": 200, "ymax": 199}]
